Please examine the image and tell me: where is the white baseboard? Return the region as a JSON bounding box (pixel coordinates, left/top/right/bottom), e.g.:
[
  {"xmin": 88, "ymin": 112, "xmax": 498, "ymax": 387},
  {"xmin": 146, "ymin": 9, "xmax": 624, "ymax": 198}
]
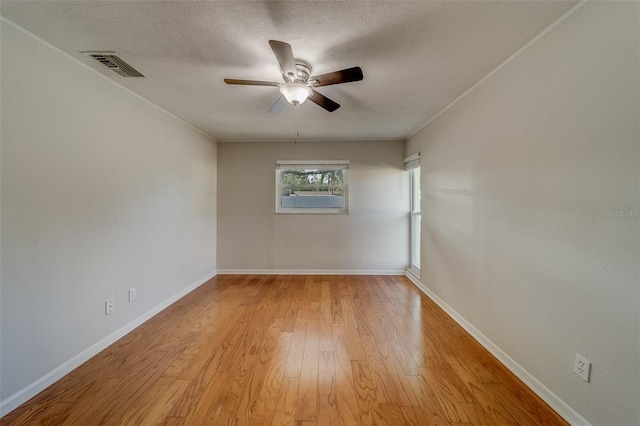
[
  {"xmin": 405, "ymin": 267, "xmax": 421, "ymax": 283},
  {"xmin": 0, "ymin": 270, "xmax": 217, "ymax": 418},
  {"xmin": 403, "ymin": 272, "xmax": 590, "ymax": 426},
  {"xmin": 217, "ymin": 269, "xmax": 405, "ymax": 275}
]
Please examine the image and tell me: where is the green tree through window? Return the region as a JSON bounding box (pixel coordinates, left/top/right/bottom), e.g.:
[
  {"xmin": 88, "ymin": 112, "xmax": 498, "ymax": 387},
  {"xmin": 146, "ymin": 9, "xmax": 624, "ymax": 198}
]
[
  {"xmin": 276, "ymin": 161, "xmax": 350, "ymax": 214},
  {"xmin": 281, "ymin": 169, "xmax": 344, "ymax": 195}
]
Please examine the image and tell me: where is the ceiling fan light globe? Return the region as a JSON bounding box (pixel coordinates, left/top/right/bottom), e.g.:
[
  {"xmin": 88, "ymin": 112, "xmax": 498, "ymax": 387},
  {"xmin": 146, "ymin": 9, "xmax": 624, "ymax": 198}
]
[{"xmin": 279, "ymin": 83, "xmax": 312, "ymax": 105}]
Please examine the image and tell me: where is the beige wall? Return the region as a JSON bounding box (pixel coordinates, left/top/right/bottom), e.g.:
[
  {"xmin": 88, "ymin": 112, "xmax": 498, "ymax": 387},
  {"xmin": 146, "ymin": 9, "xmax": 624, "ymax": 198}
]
[
  {"xmin": 407, "ymin": 2, "xmax": 639, "ymax": 425},
  {"xmin": 217, "ymin": 140, "xmax": 408, "ymax": 272},
  {"xmin": 0, "ymin": 21, "xmax": 217, "ymax": 403}
]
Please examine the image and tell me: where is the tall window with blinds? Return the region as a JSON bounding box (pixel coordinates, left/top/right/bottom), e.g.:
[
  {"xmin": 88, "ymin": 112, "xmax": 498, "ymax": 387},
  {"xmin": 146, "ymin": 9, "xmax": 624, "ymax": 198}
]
[
  {"xmin": 276, "ymin": 160, "xmax": 349, "ymax": 214},
  {"xmin": 405, "ymin": 153, "xmax": 421, "ymax": 275}
]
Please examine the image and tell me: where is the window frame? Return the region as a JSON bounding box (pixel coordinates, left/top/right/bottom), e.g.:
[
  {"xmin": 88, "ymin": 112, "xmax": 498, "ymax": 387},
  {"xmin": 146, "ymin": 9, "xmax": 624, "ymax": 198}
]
[
  {"xmin": 409, "ymin": 166, "xmax": 421, "ymax": 272},
  {"xmin": 275, "ymin": 160, "xmax": 350, "ymax": 214},
  {"xmin": 405, "ymin": 152, "xmax": 421, "ymax": 277}
]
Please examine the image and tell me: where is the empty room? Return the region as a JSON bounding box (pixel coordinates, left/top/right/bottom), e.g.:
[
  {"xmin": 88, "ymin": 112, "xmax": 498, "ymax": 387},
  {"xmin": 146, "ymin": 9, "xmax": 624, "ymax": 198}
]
[{"xmin": 1, "ymin": 1, "xmax": 638, "ymax": 425}]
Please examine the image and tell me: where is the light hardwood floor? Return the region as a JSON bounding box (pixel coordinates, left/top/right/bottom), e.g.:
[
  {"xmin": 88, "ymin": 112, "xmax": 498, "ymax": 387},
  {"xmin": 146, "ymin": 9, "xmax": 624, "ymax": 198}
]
[{"xmin": 2, "ymin": 275, "xmax": 567, "ymax": 425}]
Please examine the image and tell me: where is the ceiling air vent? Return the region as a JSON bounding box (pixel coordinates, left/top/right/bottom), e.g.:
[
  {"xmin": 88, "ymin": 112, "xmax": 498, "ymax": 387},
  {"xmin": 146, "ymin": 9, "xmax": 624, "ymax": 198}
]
[{"xmin": 82, "ymin": 52, "xmax": 145, "ymax": 78}]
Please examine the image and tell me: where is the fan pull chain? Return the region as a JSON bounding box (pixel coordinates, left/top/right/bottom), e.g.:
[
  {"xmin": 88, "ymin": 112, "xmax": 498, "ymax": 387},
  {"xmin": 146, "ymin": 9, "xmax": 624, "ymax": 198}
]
[{"xmin": 294, "ymin": 105, "xmax": 298, "ymax": 144}]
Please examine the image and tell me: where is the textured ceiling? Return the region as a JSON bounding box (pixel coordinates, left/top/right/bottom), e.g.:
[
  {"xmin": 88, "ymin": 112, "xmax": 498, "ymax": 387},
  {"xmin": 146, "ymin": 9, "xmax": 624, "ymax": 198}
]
[{"xmin": 1, "ymin": 1, "xmax": 577, "ymax": 142}]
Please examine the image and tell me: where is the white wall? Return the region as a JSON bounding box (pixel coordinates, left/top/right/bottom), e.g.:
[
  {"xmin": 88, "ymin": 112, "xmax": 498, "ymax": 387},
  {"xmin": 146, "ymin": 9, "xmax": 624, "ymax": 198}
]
[
  {"xmin": 217, "ymin": 140, "xmax": 408, "ymax": 272},
  {"xmin": 407, "ymin": 2, "xmax": 639, "ymax": 425},
  {"xmin": 0, "ymin": 20, "xmax": 217, "ymax": 405}
]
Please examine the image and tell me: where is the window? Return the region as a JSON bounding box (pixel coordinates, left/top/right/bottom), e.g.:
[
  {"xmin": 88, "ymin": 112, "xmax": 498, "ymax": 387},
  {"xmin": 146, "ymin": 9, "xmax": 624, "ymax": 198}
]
[
  {"xmin": 405, "ymin": 153, "xmax": 421, "ymax": 275},
  {"xmin": 276, "ymin": 160, "xmax": 349, "ymax": 214},
  {"xmin": 410, "ymin": 167, "xmax": 421, "ymax": 269}
]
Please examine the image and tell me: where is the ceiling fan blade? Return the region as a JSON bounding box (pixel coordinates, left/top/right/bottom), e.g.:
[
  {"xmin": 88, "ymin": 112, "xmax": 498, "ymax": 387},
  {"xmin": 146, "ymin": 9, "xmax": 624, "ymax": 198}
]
[
  {"xmin": 311, "ymin": 67, "xmax": 363, "ymax": 87},
  {"xmin": 224, "ymin": 79, "xmax": 280, "ymax": 87},
  {"xmin": 269, "ymin": 95, "xmax": 288, "ymax": 113},
  {"xmin": 309, "ymin": 90, "xmax": 340, "ymax": 112},
  {"xmin": 269, "ymin": 40, "xmax": 298, "ymax": 80}
]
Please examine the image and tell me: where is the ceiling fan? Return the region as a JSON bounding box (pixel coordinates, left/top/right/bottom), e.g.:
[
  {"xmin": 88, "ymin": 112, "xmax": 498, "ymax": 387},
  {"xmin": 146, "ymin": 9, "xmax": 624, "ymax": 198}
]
[{"xmin": 224, "ymin": 40, "xmax": 363, "ymax": 113}]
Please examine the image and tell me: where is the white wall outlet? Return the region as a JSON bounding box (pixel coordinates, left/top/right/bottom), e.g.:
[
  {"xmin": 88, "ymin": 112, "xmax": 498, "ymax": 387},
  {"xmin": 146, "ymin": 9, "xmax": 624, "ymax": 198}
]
[
  {"xmin": 105, "ymin": 298, "xmax": 114, "ymax": 315},
  {"xmin": 128, "ymin": 288, "xmax": 136, "ymax": 302},
  {"xmin": 574, "ymin": 353, "xmax": 591, "ymax": 382}
]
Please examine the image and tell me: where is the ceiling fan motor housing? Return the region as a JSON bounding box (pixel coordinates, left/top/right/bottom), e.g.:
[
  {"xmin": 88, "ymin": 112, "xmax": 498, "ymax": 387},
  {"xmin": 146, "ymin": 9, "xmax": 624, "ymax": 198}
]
[{"xmin": 288, "ymin": 59, "xmax": 312, "ymax": 83}]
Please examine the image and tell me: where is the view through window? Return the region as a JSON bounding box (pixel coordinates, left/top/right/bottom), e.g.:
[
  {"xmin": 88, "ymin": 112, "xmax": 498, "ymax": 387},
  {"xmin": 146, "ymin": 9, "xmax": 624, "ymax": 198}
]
[{"xmin": 276, "ymin": 161, "xmax": 349, "ymax": 214}]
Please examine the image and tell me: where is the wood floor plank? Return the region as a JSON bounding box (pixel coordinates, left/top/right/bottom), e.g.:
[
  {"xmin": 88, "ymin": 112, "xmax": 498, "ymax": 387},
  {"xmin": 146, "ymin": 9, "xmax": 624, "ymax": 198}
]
[
  {"xmin": 271, "ymin": 377, "xmax": 300, "ymax": 426},
  {"xmin": 375, "ymin": 276, "xmax": 399, "ymax": 301},
  {"xmin": 316, "ymin": 351, "xmax": 341, "ymax": 425},
  {"xmin": 212, "ymin": 324, "xmax": 268, "ymax": 425},
  {"xmin": 248, "ymin": 331, "xmax": 292, "ymax": 425},
  {"xmin": 334, "ymin": 311, "xmax": 366, "ymax": 361},
  {"xmin": 86, "ymin": 348, "xmax": 185, "ymax": 424},
  {"xmin": 350, "ymin": 359, "xmax": 387, "ymax": 425},
  {"xmin": 282, "ymin": 305, "xmax": 299, "ymax": 334},
  {"xmin": 360, "ymin": 336, "xmax": 407, "ymax": 405},
  {"xmin": 2, "ymin": 275, "xmax": 568, "ymax": 426},
  {"xmin": 319, "ymin": 280, "xmax": 332, "ymax": 322},
  {"xmin": 462, "ymin": 380, "xmax": 524, "ymax": 425},
  {"xmin": 160, "ymin": 306, "xmax": 243, "ymax": 379},
  {"xmin": 330, "ymin": 280, "xmax": 344, "ymax": 321},
  {"xmin": 375, "ymin": 340, "xmax": 421, "ymax": 407},
  {"xmin": 234, "ymin": 320, "xmax": 284, "ymax": 425},
  {"xmin": 317, "ymin": 317, "xmax": 335, "ymax": 353},
  {"xmin": 294, "ymin": 319, "xmax": 319, "ymax": 421},
  {"xmin": 162, "ymin": 417, "xmax": 185, "ymax": 426},
  {"xmin": 215, "ymin": 305, "xmax": 275, "ymax": 372},
  {"xmin": 332, "ymin": 345, "xmax": 363, "ymax": 426},
  {"xmin": 0, "ymin": 402, "xmax": 74, "ymax": 426},
  {"xmin": 178, "ymin": 371, "xmax": 233, "ymax": 424},
  {"xmin": 417, "ymin": 366, "xmax": 473, "ymax": 423},
  {"xmin": 484, "ymin": 382, "xmax": 565, "ymax": 426},
  {"xmin": 47, "ymin": 377, "xmax": 125, "ymax": 425},
  {"xmin": 459, "ymin": 401, "xmax": 507, "ymax": 426},
  {"xmin": 419, "ymin": 365, "xmax": 477, "ymax": 404},
  {"xmin": 406, "ymin": 374, "xmax": 456, "ymax": 425},
  {"xmin": 119, "ymin": 377, "xmax": 190, "ymax": 425},
  {"xmin": 400, "ymin": 405, "xmax": 448, "ymax": 426},
  {"xmin": 20, "ymin": 378, "xmax": 91, "ymax": 407},
  {"xmin": 379, "ymin": 402, "xmax": 406, "ymax": 425},
  {"xmin": 284, "ymin": 318, "xmax": 307, "ymax": 378}
]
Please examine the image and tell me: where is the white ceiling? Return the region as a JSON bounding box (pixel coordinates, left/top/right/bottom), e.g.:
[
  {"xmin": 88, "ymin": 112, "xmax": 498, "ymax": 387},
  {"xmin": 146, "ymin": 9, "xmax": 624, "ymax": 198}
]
[{"xmin": 1, "ymin": 1, "xmax": 577, "ymax": 142}]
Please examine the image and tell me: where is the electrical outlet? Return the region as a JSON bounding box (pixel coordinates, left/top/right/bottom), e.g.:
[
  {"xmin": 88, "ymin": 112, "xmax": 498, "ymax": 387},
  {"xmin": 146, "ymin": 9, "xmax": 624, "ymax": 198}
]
[
  {"xmin": 105, "ymin": 298, "xmax": 114, "ymax": 315},
  {"xmin": 129, "ymin": 288, "xmax": 136, "ymax": 302},
  {"xmin": 574, "ymin": 353, "xmax": 591, "ymax": 382}
]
